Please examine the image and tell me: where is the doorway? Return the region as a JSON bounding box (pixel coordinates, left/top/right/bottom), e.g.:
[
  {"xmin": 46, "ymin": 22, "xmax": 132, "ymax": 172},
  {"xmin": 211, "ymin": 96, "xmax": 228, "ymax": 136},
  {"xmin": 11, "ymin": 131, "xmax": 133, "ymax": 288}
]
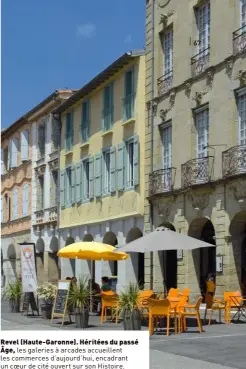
[
  {"xmin": 200, "ymin": 220, "xmax": 216, "ymax": 296},
  {"xmin": 242, "ymin": 236, "xmax": 246, "ymax": 294}
]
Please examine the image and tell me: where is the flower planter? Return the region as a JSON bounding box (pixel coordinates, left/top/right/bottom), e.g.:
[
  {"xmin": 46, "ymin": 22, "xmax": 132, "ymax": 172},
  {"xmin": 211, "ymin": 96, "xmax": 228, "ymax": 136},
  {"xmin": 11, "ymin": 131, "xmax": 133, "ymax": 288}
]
[
  {"xmin": 123, "ymin": 308, "xmax": 141, "ymax": 330},
  {"xmin": 40, "ymin": 304, "xmax": 53, "ymax": 319},
  {"xmin": 9, "ymin": 297, "xmax": 20, "ymax": 313},
  {"xmin": 74, "ymin": 307, "xmax": 89, "ymax": 329}
]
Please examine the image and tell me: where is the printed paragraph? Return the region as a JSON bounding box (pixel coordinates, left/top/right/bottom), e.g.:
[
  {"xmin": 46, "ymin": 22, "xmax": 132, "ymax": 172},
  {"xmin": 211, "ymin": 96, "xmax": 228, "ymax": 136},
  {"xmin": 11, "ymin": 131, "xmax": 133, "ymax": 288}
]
[{"xmin": 0, "ymin": 332, "xmax": 149, "ymax": 369}]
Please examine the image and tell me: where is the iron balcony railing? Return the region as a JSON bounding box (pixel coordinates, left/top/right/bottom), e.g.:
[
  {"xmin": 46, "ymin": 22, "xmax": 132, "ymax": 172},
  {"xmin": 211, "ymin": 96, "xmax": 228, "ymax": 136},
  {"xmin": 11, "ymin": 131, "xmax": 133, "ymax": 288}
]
[
  {"xmin": 181, "ymin": 156, "xmax": 214, "ymax": 188},
  {"xmin": 222, "ymin": 145, "xmax": 246, "ymax": 178},
  {"xmin": 102, "ymin": 107, "xmax": 114, "ymax": 132},
  {"xmin": 191, "ymin": 47, "xmax": 210, "ymax": 77},
  {"xmin": 157, "ymin": 70, "xmax": 173, "ymax": 96},
  {"xmin": 149, "ymin": 168, "xmax": 176, "ymax": 196},
  {"xmin": 233, "ymin": 25, "xmax": 246, "ymax": 55},
  {"xmin": 122, "ymin": 93, "xmax": 135, "ymax": 121}
]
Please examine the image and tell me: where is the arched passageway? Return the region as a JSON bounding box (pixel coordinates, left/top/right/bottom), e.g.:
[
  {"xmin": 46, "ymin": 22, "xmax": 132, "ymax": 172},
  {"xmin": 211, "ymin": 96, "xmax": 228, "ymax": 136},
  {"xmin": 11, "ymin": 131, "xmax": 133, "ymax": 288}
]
[
  {"xmin": 157, "ymin": 222, "xmax": 177, "ymax": 293},
  {"xmin": 83, "ymin": 234, "xmax": 95, "ymax": 279},
  {"xmin": 65, "ymin": 236, "xmax": 75, "ymax": 277},
  {"xmin": 229, "ymin": 211, "xmax": 246, "ymax": 294},
  {"xmin": 103, "ymin": 232, "xmax": 118, "ymax": 276},
  {"xmin": 188, "ymin": 218, "xmax": 216, "ymax": 298},
  {"xmin": 36, "ymin": 237, "xmax": 45, "ymax": 285},
  {"xmin": 126, "ymin": 227, "xmax": 144, "ymax": 287}
]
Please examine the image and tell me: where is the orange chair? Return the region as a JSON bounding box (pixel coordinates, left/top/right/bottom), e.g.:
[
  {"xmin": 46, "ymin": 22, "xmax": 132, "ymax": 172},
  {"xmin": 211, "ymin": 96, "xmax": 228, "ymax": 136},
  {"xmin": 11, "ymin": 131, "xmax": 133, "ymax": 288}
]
[
  {"xmin": 170, "ymin": 295, "xmax": 188, "ymax": 334},
  {"xmin": 148, "ymin": 298, "xmax": 173, "ymax": 336},
  {"xmin": 180, "ymin": 288, "xmax": 190, "ymax": 301},
  {"xmin": 224, "ymin": 291, "xmax": 246, "ymax": 323},
  {"xmin": 179, "ymin": 296, "xmax": 203, "ymax": 333},
  {"xmin": 101, "ymin": 293, "xmax": 119, "ymax": 323},
  {"xmin": 168, "ymin": 288, "xmax": 180, "ymax": 298},
  {"xmin": 137, "ymin": 290, "xmax": 154, "ymax": 308}
]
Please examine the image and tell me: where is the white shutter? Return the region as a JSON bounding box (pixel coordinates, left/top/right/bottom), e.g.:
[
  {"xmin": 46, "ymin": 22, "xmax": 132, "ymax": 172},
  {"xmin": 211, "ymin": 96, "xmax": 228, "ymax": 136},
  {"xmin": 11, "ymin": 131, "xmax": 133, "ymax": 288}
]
[
  {"xmin": 12, "ymin": 189, "xmax": 18, "ymax": 220},
  {"xmin": 7, "ymin": 142, "xmax": 11, "ymax": 170},
  {"xmin": 1, "ymin": 196, "xmax": 3, "ymax": 223},
  {"xmin": 22, "ymin": 184, "xmax": 28, "ymax": 216},
  {"xmin": 21, "ymin": 131, "xmax": 29, "ymax": 161},
  {"xmin": 11, "ymin": 138, "xmax": 18, "ymax": 168},
  {"xmin": 1, "ymin": 149, "xmax": 4, "ymax": 175}
]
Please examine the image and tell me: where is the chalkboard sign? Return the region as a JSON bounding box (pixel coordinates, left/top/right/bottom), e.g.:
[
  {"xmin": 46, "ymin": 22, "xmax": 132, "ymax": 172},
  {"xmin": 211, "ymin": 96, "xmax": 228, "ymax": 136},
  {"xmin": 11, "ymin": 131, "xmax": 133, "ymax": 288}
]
[
  {"xmin": 21, "ymin": 292, "xmax": 39, "ymax": 316},
  {"xmin": 51, "ymin": 280, "xmax": 71, "ymax": 325}
]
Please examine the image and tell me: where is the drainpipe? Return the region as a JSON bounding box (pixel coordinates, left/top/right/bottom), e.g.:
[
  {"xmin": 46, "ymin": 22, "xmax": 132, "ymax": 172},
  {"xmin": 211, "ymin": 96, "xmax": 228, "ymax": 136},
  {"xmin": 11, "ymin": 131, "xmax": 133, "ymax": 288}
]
[{"xmin": 149, "ymin": 0, "xmax": 155, "ymax": 290}]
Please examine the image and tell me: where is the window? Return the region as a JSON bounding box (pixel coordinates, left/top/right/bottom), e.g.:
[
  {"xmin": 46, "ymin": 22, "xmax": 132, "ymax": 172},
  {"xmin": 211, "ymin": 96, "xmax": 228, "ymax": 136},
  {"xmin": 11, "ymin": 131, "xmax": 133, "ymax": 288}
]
[
  {"xmin": 81, "ymin": 100, "xmax": 90, "ymax": 143},
  {"xmin": 1, "ymin": 196, "xmax": 3, "ymax": 223},
  {"xmin": 65, "ymin": 167, "xmax": 72, "ymax": 205},
  {"xmin": 124, "ymin": 69, "xmax": 135, "ymax": 121},
  {"xmin": 66, "ymin": 111, "xmax": 74, "ymax": 151},
  {"xmin": 37, "ymin": 176, "xmax": 44, "ymax": 210},
  {"xmin": 50, "ymin": 170, "xmax": 58, "ymax": 207},
  {"xmin": 195, "ymin": 108, "xmax": 209, "ymax": 158},
  {"xmin": 21, "ymin": 130, "xmax": 29, "ymax": 161},
  {"xmin": 1, "ymin": 149, "xmax": 4, "ymax": 175},
  {"xmin": 83, "ymin": 160, "xmax": 90, "ymax": 200},
  {"xmin": 197, "ymin": 2, "xmax": 210, "ymax": 54},
  {"xmin": 126, "ymin": 141, "xmax": 134, "ymax": 188},
  {"xmin": 51, "ymin": 118, "xmax": 60, "ymax": 151},
  {"xmin": 103, "ymin": 151, "xmax": 111, "ymax": 194},
  {"xmin": 102, "ymin": 83, "xmax": 114, "ymax": 131},
  {"xmin": 22, "ymin": 184, "xmax": 29, "ymax": 216},
  {"xmin": 161, "ymin": 125, "xmax": 172, "ymax": 169},
  {"xmin": 38, "ymin": 123, "xmax": 45, "ymax": 158},
  {"xmin": 163, "ymin": 30, "xmax": 173, "ymax": 78},
  {"xmin": 120, "ymin": 135, "xmax": 139, "ymax": 190},
  {"xmin": 238, "ymin": 91, "xmax": 246, "ymax": 145},
  {"xmin": 241, "ymin": 0, "xmax": 246, "ymax": 29},
  {"xmin": 12, "ymin": 188, "xmax": 18, "ymax": 220}
]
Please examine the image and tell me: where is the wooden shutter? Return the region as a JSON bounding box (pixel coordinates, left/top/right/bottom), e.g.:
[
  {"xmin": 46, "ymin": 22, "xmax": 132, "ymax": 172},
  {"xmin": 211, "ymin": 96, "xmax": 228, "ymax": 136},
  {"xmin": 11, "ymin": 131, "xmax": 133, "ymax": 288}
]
[
  {"xmin": 110, "ymin": 146, "xmax": 116, "ymax": 193},
  {"xmin": 22, "ymin": 184, "xmax": 28, "ymax": 216},
  {"xmin": 89, "ymin": 156, "xmax": 94, "ymax": 199},
  {"xmin": 21, "ymin": 130, "xmax": 29, "ymax": 161},
  {"xmin": 95, "ymin": 153, "xmax": 102, "ymax": 197},
  {"xmin": 133, "ymin": 135, "xmax": 139, "ymax": 186},
  {"xmin": 125, "ymin": 69, "xmax": 133, "ymax": 96},
  {"xmin": 76, "ymin": 162, "xmax": 82, "ymax": 203},
  {"xmin": 117, "ymin": 142, "xmax": 125, "ymax": 191},
  {"xmin": 11, "ymin": 138, "xmax": 18, "ymax": 168},
  {"xmin": 60, "ymin": 170, "xmax": 65, "ymax": 207},
  {"xmin": 71, "ymin": 166, "xmax": 75, "ymax": 204}
]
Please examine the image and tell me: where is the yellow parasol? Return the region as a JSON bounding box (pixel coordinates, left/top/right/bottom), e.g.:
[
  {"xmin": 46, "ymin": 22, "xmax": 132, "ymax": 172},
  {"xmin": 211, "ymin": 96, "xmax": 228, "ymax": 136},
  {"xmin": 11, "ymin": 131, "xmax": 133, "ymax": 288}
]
[{"xmin": 57, "ymin": 242, "xmax": 129, "ymax": 261}]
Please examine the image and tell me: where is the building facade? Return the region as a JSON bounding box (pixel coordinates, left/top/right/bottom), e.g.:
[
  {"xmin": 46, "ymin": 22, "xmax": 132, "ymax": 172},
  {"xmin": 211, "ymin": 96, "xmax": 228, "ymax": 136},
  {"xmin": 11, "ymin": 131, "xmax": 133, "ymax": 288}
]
[
  {"xmin": 29, "ymin": 90, "xmax": 76, "ymax": 285},
  {"xmin": 1, "ymin": 119, "xmax": 32, "ymax": 285},
  {"xmin": 54, "ymin": 50, "xmax": 146, "ymax": 290},
  {"xmin": 145, "ymin": 0, "xmax": 246, "ymax": 298}
]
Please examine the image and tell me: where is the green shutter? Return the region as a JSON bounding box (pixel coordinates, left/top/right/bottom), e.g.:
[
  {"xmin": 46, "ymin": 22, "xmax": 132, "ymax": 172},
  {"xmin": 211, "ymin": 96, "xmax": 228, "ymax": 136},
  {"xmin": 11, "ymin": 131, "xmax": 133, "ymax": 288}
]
[
  {"xmin": 76, "ymin": 162, "xmax": 81, "ymax": 202},
  {"xmin": 60, "ymin": 170, "xmax": 65, "ymax": 207},
  {"xmin": 110, "ymin": 83, "xmax": 114, "ymax": 125},
  {"xmin": 125, "ymin": 70, "xmax": 133, "ymax": 96},
  {"xmin": 117, "ymin": 142, "xmax": 125, "ymax": 191},
  {"xmin": 89, "ymin": 157, "xmax": 94, "ymax": 199},
  {"xmin": 65, "ymin": 113, "xmax": 69, "ymax": 151},
  {"xmin": 110, "ymin": 146, "xmax": 116, "ymax": 193},
  {"xmin": 71, "ymin": 166, "xmax": 75, "ymax": 204},
  {"xmin": 70, "ymin": 111, "xmax": 74, "ymax": 147},
  {"xmin": 95, "ymin": 153, "xmax": 102, "ymax": 197},
  {"xmin": 133, "ymin": 135, "xmax": 139, "ymax": 186}
]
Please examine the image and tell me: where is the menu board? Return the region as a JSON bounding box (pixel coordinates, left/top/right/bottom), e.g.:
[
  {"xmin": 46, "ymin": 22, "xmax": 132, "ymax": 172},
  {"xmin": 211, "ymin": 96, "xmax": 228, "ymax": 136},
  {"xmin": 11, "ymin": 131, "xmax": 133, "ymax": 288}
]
[{"xmin": 51, "ymin": 280, "xmax": 71, "ymax": 325}]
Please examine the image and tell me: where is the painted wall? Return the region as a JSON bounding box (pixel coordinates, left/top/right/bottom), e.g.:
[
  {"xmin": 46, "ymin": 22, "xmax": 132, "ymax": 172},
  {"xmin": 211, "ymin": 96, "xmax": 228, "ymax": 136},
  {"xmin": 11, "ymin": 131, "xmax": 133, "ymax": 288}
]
[{"xmin": 59, "ymin": 56, "xmax": 146, "ymax": 229}]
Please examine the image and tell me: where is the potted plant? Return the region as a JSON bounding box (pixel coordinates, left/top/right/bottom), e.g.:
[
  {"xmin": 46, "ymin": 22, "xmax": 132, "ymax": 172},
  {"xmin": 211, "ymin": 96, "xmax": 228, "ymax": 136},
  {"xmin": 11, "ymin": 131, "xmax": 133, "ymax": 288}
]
[
  {"xmin": 69, "ymin": 278, "xmax": 91, "ymax": 329},
  {"xmin": 37, "ymin": 283, "xmax": 57, "ymax": 319},
  {"xmin": 3, "ymin": 279, "xmax": 22, "ymax": 313},
  {"xmin": 119, "ymin": 283, "xmax": 142, "ymax": 330}
]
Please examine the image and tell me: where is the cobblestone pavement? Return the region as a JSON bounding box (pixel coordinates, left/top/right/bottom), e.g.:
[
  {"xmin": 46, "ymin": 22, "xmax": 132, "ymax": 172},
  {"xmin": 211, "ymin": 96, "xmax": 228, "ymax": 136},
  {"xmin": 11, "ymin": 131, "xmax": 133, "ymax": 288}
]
[{"xmin": 1, "ymin": 300, "xmax": 246, "ymax": 369}]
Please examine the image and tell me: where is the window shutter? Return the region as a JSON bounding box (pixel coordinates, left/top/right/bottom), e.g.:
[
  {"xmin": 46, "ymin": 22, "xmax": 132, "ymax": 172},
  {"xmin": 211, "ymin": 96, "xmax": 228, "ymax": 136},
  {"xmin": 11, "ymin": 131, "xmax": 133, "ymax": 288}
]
[
  {"xmin": 60, "ymin": 170, "xmax": 65, "ymax": 207},
  {"xmin": 11, "ymin": 138, "xmax": 18, "ymax": 168},
  {"xmin": 21, "ymin": 130, "xmax": 29, "ymax": 161},
  {"xmin": 71, "ymin": 111, "xmax": 74, "ymax": 147},
  {"xmin": 117, "ymin": 142, "xmax": 125, "ymax": 190},
  {"xmin": 125, "ymin": 70, "xmax": 133, "ymax": 96},
  {"xmin": 133, "ymin": 135, "xmax": 139, "ymax": 186},
  {"xmin": 89, "ymin": 157, "xmax": 94, "ymax": 199},
  {"xmin": 1, "ymin": 196, "xmax": 3, "ymax": 223},
  {"xmin": 22, "ymin": 184, "xmax": 28, "ymax": 216},
  {"xmin": 1, "ymin": 149, "xmax": 3, "ymax": 174},
  {"xmin": 8, "ymin": 142, "xmax": 11, "ymax": 170},
  {"xmin": 110, "ymin": 146, "xmax": 116, "ymax": 193},
  {"xmin": 36, "ymin": 179, "xmax": 41, "ymax": 211},
  {"xmin": 87, "ymin": 100, "xmax": 90, "ymax": 140},
  {"xmin": 110, "ymin": 83, "xmax": 114, "ymax": 117},
  {"xmin": 13, "ymin": 189, "xmax": 18, "ymax": 219},
  {"xmin": 71, "ymin": 166, "xmax": 75, "ymax": 204},
  {"xmin": 76, "ymin": 162, "xmax": 82, "ymax": 202},
  {"xmin": 95, "ymin": 153, "xmax": 102, "ymax": 197}
]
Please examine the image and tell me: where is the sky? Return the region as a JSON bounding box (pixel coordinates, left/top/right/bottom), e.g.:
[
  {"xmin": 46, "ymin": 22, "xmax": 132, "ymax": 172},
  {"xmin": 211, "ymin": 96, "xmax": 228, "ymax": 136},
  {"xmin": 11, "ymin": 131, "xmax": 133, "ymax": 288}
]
[{"xmin": 2, "ymin": 0, "xmax": 145, "ymax": 129}]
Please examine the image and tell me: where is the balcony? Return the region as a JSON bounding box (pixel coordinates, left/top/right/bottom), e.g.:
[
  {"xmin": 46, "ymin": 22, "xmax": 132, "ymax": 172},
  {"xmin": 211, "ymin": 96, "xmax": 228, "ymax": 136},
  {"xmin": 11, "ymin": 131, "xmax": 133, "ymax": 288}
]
[
  {"xmin": 149, "ymin": 168, "xmax": 175, "ymax": 196},
  {"xmin": 222, "ymin": 145, "xmax": 246, "ymax": 178},
  {"xmin": 233, "ymin": 26, "xmax": 246, "ymax": 55},
  {"xmin": 181, "ymin": 156, "xmax": 214, "ymax": 188},
  {"xmin": 157, "ymin": 71, "xmax": 173, "ymax": 96},
  {"xmin": 191, "ymin": 48, "xmax": 210, "ymax": 77}
]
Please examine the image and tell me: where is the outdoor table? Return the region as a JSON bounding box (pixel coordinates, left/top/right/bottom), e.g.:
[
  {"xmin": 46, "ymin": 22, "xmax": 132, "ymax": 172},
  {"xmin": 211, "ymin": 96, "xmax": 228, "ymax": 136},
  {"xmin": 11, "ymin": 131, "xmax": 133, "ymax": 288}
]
[{"xmin": 229, "ymin": 295, "xmax": 246, "ymax": 322}]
